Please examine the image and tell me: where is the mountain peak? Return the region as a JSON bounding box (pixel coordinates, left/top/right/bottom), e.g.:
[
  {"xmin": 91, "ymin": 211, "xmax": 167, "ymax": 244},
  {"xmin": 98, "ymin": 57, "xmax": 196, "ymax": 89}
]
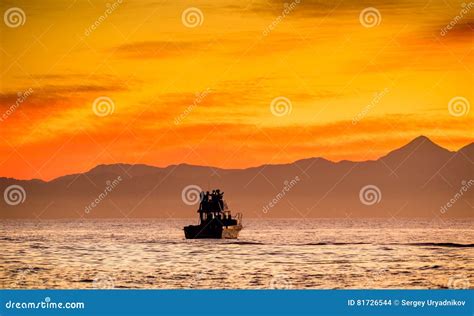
[
  {"xmin": 395, "ymin": 136, "xmax": 450, "ymax": 153},
  {"xmin": 407, "ymin": 135, "xmax": 437, "ymax": 147},
  {"xmin": 410, "ymin": 135, "xmax": 430, "ymax": 143},
  {"xmin": 88, "ymin": 163, "xmax": 130, "ymax": 174},
  {"xmin": 379, "ymin": 136, "xmax": 453, "ymax": 166}
]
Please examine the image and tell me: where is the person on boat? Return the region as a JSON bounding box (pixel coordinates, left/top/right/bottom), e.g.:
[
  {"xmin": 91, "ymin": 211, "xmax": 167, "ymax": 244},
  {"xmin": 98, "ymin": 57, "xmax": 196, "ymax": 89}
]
[
  {"xmin": 199, "ymin": 191, "xmax": 205, "ymax": 211},
  {"xmin": 216, "ymin": 190, "xmax": 224, "ymax": 211},
  {"xmin": 209, "ymin": 190, "xmax": 217, "ymax": 212}
]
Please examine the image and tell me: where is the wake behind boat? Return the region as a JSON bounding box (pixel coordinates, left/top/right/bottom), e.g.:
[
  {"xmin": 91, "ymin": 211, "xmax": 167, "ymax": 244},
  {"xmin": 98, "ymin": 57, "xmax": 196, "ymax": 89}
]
[{"xmin": 184, "ymin": 189, "xmax": 243, "ymax": 239}]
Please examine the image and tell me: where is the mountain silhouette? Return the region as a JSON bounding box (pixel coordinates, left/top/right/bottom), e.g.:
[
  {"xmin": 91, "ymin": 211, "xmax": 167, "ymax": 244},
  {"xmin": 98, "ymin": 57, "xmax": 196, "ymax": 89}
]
[{"xmin": 1, "ymin": 136, "xmax": 472, "ymax": 219}]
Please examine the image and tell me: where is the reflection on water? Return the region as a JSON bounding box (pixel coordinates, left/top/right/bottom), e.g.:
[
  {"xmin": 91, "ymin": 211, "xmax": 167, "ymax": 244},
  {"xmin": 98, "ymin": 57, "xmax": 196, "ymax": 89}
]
[{"xmin": 0, "ymin": 218, "xmax": 472, "ymax": 289}]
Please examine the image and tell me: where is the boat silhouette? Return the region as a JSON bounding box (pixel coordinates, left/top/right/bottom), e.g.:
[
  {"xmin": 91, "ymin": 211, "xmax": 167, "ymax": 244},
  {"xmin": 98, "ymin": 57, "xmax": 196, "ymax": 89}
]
[{"xmin": 184, "ymin": 189, "xmax": 243, "ymax": 239}]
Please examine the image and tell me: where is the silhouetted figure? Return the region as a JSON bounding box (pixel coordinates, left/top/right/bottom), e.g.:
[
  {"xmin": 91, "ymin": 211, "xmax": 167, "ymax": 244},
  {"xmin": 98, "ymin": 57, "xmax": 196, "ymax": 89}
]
[
  {"xmin": 216, "ymin": 190, "xmax": 224, "ymax": 211},
  {"xmin": 184, "ymin": 188, "xmax": 243, "ymax": 239},
  {"xmin": 196, "ymin": 189, "xmax": 228, "ymax": 219},
  {"xmin": 210, "ymin": 190, "xmax": 217, "ymax": 212},
  {"xmin": 199, "ymin": 191, "xmax": 205, "ymax": 211}
]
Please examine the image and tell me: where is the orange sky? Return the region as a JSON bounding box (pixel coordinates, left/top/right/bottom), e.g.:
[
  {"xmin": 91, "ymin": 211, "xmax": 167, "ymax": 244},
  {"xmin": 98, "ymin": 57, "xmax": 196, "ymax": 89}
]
[{"xmin": 0, "ymin": 0, "xmax": 473, "ymax": 180}]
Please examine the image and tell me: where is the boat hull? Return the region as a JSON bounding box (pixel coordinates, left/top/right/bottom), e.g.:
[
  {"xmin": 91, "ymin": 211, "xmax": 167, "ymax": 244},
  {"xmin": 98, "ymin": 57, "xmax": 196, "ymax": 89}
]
[{"xmin": 184, "ymin": 224, "xmax": 242, "ymax": 239}]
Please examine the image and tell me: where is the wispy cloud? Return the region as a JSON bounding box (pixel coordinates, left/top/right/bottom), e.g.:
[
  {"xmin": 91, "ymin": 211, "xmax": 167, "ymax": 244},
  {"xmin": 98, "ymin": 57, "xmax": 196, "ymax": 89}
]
[{"xmin": 113, "ymin": 40, "xmax": 210, "ymax": 59}]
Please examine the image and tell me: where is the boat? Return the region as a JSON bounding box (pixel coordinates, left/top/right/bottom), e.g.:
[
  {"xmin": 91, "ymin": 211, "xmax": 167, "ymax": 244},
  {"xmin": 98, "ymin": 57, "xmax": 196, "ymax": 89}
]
[{"xmin": 184, "ymin": 189, "xmax": 243, "ymax": 239}]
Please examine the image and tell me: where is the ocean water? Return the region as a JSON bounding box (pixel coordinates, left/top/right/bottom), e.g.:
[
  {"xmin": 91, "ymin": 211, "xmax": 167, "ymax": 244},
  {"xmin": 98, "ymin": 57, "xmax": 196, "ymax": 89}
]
[{"xmin": 0, "ymin": 218, "xmax": 472, "ymax": 289}]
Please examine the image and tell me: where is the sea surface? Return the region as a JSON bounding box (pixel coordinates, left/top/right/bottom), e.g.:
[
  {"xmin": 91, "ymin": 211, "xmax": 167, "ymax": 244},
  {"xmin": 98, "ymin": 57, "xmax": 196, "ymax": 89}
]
[{"xmin": 0, "ymin": 218, "xmax": 473, "ymax": 289}]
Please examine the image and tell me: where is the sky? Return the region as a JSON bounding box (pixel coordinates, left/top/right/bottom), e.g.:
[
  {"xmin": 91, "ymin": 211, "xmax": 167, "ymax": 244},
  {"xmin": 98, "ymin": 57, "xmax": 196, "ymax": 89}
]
[{"xmin": 0, "ymin": 0, "xmax": 473, "ymax": 180}]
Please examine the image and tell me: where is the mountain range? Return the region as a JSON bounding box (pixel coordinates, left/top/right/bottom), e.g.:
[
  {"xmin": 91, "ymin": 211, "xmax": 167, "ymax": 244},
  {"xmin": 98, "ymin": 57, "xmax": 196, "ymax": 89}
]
[{"xmin": 1, "ymin": 136, "xmax": 472, "ymax": 219}]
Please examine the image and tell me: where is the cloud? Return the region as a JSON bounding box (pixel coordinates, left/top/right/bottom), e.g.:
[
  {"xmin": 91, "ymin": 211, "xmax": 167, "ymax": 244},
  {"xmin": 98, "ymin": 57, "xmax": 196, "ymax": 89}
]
[
  {"xmin": 0, "ymin": 83, "xmax": 127, "ymax": 111},
  {"xmin": 250, "ymin": 0, "xmax": 431, "ymax": 16},
  {"xmin": 112, "ymin": 40, "xmax": 211, "ymax": 59},
  {"xmin": 439, "ymin": 21, "xmax": 474, "ymax": 39},
  {"xmin": 159, "ymin": 113, "xmax": 473, "ymax": 154}
]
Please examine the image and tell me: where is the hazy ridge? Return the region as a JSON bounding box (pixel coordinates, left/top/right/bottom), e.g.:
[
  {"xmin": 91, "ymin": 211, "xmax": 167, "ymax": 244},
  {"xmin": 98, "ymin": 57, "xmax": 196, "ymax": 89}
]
[{"xmin": 1, "ymin": 136, "xmax": 472, "ymax": 218}]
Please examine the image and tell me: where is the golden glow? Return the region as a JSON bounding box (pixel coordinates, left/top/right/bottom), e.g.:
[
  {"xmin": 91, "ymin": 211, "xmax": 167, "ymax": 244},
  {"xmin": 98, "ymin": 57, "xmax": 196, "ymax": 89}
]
[{"xmin": 0, "ymin": 0, "xmax": 472, "ymax": 180}]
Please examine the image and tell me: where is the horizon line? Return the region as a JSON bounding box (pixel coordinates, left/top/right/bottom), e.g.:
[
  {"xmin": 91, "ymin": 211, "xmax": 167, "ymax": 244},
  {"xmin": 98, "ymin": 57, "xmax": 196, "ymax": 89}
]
[{"xmin": 2, "ymin": 135, "xmax": 473, "ymax": 183}]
